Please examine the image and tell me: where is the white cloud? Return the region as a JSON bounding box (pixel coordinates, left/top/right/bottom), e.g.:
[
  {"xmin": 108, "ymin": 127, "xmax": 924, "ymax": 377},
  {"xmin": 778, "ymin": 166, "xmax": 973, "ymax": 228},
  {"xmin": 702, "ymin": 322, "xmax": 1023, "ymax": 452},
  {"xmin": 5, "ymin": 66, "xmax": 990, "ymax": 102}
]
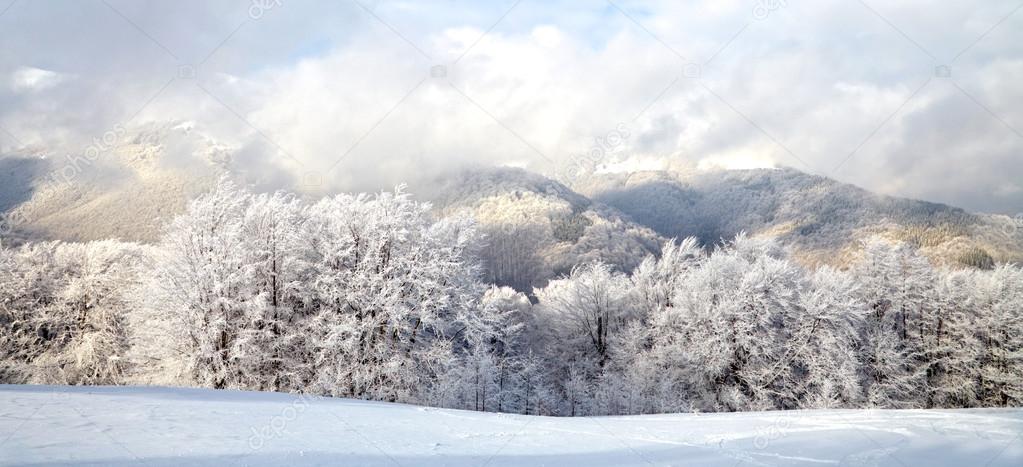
[
  {"xmin": 9, "ymin": 67, "xmax": 69, "ymax": 93},
  {"xmin": 0, "ymin": 0, "xmax": 1020, "ymax": 213}
]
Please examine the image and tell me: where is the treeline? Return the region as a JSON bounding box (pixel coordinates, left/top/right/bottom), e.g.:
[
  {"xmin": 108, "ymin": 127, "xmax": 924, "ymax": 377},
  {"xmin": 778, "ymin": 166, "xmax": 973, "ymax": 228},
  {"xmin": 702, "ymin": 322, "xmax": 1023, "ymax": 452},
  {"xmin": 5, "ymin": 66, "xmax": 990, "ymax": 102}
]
[{"xmin": 1, "ymin": 179, "xmax": 1021, "ymax": 415}]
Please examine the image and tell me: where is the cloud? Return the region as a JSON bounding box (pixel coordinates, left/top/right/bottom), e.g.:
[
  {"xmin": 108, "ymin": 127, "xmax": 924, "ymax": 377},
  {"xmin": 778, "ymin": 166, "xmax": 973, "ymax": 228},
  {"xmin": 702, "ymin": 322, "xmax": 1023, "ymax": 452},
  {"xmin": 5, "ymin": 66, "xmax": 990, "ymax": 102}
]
[
  {"xmin": 0, "ymin": 0, "xmax": 1020, "ymax": 214},
  {"xmin": 9, "ymin": 67, "xmax": 71, "ymax": 93}
]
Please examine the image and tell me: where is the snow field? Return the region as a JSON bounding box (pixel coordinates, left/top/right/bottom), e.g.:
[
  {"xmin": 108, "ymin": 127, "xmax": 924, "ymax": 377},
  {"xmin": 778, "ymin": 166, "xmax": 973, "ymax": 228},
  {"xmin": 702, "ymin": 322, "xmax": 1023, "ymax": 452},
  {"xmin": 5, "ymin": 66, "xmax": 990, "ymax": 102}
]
[{"xmin": 2, "ymin": 385, "xmax": 1021, "ymax": 466}]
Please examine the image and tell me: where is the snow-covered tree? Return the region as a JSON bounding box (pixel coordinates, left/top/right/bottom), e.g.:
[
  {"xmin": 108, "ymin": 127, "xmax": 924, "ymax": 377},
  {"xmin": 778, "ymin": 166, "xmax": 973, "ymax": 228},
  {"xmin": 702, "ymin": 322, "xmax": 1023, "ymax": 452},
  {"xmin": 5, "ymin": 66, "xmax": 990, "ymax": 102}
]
[
  {"xmin": 232, "ymin": 191, "xmax": 312, "ymax": 391},
  {"xmin": 0, "ymin": 242, "xmax": 55, "ymax": 383},
  {"xmin": 5, "ymin": 177, "xmax": 1023, "ymax": 416},
  {"xmin": 481, "ymin": 222, "xmax": 550, "ymax": 292},
  {"xmin": 137, "ymin": 178, "xmax": 251, "ymax": 389},
  {"xmin": 136, "ymin": 179, "xmax": 487, "ymax": 403},
  {"xmin": 660, "ymin": 235, "xmax": 801, "ymax": 411},
  {"xmin": 438, "ymin": 286, "xmax": 530, "ymax": 412},
  {"xmin": 925, "ymin": 269, "xmax": 982, "ymax": 407},
  {"xmin": 515, "ymin": 351, "xmax": 559, "ymax": 415},
  {"xmin": 302, "ymin": 188, "xmax": 482, "ymax": 403},
  {"xmin": 537, "ymin": 262, "xmax": 634, "ymax": 370},
  {"xmin": 631, "ymin": 237, "xmax": 703, "ymax": 318},
  {"xmin": 974, "ymin": 265, "xmax": 1023, "ymax": 407},
  {"xmin": 853, "ymin": 238, "xmax": 932, "ymax": 408},
  {"xmin": 788, "ymin": 267, "xmax": 865, "ymax": 409},
  {"xmin": 0, "ymin": 241, "xmax": 143, "ymax": 385}
]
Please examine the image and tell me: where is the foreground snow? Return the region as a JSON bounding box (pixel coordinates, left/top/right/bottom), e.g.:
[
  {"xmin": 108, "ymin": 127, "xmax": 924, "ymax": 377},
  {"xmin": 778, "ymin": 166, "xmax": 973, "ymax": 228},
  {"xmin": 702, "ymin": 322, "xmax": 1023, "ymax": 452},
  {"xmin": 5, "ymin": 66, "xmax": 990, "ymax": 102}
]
[{"xmin": 1, "ymin": 386, "xmax": 1021, "ymax": 466}]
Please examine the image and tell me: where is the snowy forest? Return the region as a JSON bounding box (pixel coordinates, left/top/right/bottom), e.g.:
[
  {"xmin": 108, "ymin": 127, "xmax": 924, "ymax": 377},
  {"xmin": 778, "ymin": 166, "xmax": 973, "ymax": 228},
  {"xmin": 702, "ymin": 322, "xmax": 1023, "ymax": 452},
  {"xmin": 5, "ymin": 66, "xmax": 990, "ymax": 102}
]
[{"xmin": 1, "ymin": 178, "xmax": 1021, "ymax": 416}]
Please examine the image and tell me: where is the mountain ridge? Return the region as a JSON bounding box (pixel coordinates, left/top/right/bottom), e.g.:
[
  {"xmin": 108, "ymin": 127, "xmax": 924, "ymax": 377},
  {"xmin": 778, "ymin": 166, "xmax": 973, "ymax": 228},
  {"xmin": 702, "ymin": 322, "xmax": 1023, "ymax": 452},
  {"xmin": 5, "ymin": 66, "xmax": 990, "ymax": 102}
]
[
  {"xmin": 2, "ymin": 121, "xmax": 1020, "ymax": 276},
  {"xmin": 576, "ymin": 167, "xmax": 1022, "ymax": 268}
]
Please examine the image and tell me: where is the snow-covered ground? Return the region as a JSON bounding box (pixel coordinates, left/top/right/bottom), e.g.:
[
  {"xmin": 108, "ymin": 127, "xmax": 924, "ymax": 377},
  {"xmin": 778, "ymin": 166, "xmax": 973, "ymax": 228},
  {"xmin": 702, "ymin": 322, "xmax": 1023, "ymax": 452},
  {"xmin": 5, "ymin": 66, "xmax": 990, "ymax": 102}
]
[{"xmin": 1, "ymin": 385, "xmax": 1020, "ymax": 466}]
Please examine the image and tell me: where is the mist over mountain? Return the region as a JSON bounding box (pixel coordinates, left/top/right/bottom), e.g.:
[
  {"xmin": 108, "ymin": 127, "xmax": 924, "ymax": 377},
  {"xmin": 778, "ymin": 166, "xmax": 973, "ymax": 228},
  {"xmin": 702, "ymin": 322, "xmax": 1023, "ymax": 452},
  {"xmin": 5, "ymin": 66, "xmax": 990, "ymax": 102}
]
[
  {"xmin": 415, "ymin": 166, "xmax": 663, "ymax": 290},
  {"xmin": 1, "ymin": 121, "xmax": 1021, "ymax": 281},
  {"xmin": 576, "ymin": 169, "xmax": 1023, "ymax": 268},
  {"xmin": 0, "ymin": 122, "xmax": 227, "ymax": 243}
]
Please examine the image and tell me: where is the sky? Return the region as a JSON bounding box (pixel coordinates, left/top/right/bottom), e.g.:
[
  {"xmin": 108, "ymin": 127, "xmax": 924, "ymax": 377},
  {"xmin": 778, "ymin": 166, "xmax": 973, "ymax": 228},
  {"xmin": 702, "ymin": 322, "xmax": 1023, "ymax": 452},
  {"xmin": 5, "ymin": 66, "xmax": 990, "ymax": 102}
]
[{"xmin": 0, "ymin": 0, "xmax": 1021, "ymax": 214}]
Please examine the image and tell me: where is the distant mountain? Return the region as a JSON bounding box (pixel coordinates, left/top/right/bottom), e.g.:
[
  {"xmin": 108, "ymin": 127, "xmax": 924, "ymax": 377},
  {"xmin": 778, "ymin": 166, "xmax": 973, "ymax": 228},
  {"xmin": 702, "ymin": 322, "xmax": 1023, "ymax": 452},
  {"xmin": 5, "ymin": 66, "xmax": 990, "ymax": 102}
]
[
  {"xmin": 575, "ymin": 168, "xmax": 1023, "ymax": 268},
  {"xmin": 3, "ymin": 121, "xmax": 1019, "ymax": 281},
  {"xmin": 0, "ymin": 126, "xmax": 664, "ymax": 291},
  {"xmin": 415, "ymin": 167, "xmax": 663, "ymax": 290},
  {"xmin": 0, "ymin": 122, "xmax": 228, "ymax": 244}
]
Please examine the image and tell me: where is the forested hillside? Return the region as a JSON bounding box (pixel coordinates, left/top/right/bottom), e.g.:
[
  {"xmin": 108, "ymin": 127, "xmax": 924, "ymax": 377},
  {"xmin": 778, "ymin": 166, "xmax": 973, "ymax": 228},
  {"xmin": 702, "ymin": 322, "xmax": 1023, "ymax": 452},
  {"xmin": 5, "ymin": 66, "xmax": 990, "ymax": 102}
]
[
  {"xmin": 417, "ymin": 167, "xmax": 662, "ymax": 290},
  {"xmin": 0, "ymin": 122, "xmax": 225, "ymax": 244},
  {"xmin": 578, "ymin": 169, "xmax": 1023, "ymax": 268},
  {"xmin": 3, "ymin": 122, "xmax": 1022, "ymax": 416},
  {"xmin": 3, "ymin": 122, "xmax": 1020, "ymax": 282},
  {"xmin": 3, "ymin": 178, "xmax": 1021, "ymax": 416}
]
